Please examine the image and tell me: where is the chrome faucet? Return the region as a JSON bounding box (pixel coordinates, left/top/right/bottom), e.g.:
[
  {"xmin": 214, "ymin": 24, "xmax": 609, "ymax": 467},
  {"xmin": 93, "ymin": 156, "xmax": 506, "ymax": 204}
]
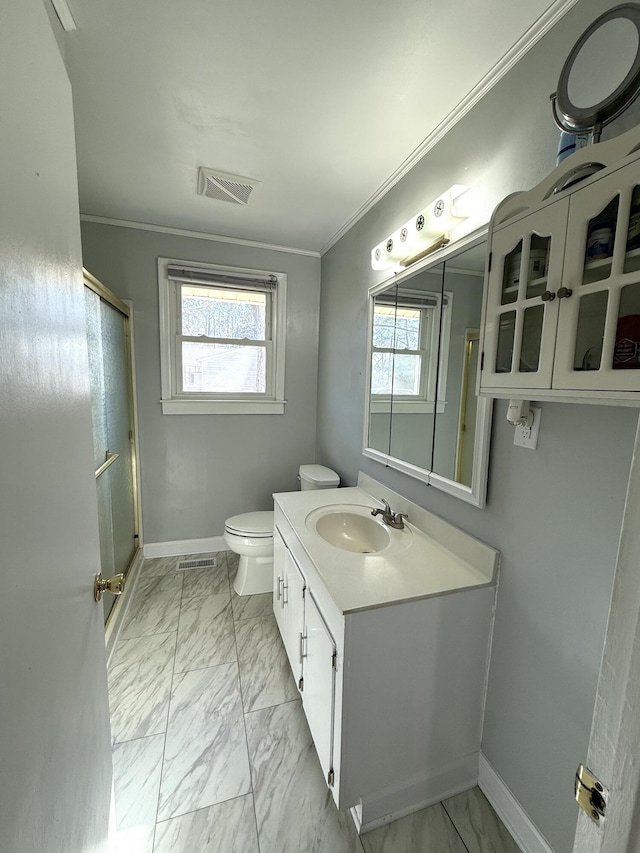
[{"xmin": 371, "ymin": 499, "xmax": 407, "ymax": 529}]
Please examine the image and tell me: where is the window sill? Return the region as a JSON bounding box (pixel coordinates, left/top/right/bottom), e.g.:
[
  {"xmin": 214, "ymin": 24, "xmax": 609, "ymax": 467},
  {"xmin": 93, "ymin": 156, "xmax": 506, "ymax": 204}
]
[{"xmin": 160, "ymin": 398, "xmax": 286, "ymax": 415}]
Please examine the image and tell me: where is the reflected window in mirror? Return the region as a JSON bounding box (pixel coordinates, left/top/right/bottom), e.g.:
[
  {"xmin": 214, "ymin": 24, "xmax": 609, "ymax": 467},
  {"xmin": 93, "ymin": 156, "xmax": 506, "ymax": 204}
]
[
  {"xmin": 364, "ymin": 230, "xmax": 493, "ymax": 507},
  {"xmin": 371, "ymin": 288, "xmax": 449, "ymax": 411}
]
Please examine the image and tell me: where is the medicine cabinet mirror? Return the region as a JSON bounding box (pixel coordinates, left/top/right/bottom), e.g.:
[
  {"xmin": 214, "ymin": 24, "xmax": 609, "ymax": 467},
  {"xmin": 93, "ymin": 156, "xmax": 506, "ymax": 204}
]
[{"xmin": 364, "ymin": 232, "xmax": 493, "ymax": 507}]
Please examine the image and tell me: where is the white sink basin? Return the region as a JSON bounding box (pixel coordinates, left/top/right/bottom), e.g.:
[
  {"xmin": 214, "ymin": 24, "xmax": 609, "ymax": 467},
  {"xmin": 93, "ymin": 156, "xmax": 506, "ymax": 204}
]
[
  {"xmin": 314, "ymin": 511, "xmax": 390, "ymax": 553},
  {"xmin": 305, "ymin": 504, "xmax": 412, "ymax": 555}
]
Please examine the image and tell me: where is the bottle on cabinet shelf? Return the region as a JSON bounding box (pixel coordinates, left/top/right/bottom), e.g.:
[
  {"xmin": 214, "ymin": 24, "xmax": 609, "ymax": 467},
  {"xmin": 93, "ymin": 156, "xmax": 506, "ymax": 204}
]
[{"xmin": 626, "ymin": 187, "xmax": 640, "ymax": 253}]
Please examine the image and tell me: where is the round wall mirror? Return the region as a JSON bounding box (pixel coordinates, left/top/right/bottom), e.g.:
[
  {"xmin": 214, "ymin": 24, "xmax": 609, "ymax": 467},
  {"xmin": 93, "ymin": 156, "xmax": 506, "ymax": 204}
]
[{"xmin": 552, "ymin": 4, "xmax": 640, "ymax": 140}]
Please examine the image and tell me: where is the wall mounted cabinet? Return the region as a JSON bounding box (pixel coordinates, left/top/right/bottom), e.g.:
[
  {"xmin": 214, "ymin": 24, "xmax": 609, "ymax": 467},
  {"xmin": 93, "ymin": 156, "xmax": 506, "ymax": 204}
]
[{"xmin": 480, "ymin": 124, "xmax": 640, "ymax": 404}]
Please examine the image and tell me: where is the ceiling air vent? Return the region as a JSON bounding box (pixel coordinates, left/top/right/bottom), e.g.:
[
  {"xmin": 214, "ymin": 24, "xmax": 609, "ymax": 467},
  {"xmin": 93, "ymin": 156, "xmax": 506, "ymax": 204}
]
[{"xmin": 197, "ymin": 168, "xmax": 261, "ymax": 205}]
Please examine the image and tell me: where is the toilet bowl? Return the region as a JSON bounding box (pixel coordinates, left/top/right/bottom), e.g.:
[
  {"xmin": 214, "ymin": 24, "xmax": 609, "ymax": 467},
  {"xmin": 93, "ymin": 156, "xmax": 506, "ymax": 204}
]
[
  {"xmin": 224, "ymin": 464, "xmax": 340, "ymax": 596},
  {"xmin": 224, "ymin": 511, "xmax": 275, "ymax": 596}
]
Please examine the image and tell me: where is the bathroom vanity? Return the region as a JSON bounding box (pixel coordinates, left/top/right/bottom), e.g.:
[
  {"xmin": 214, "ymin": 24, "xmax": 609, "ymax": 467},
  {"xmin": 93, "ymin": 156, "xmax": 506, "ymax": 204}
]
[{"xmin": 272, "ymin": 474, "xmax": 499, "ymax": 832}]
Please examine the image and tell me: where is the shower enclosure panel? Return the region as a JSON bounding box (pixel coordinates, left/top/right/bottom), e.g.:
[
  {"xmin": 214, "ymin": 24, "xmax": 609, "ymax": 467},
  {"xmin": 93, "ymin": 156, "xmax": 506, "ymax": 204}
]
[{"xmin": 85, "ymin": 275, "xmax": 139, "ymax": 623}]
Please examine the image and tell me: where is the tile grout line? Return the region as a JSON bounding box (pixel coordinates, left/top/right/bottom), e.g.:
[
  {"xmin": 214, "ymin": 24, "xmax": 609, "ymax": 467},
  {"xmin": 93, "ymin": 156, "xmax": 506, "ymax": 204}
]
[
  {"xmin": 151, "ymin": 560, "xmax": 185, "ymax": 849},
  {"xmin": 153, "ymin": 552, "xmax": 231, "ymax": 843},
  {"xmin": 153, "ymin": 791, "xmax": 259, "ymax": 828},
  {"xmin": 108, "ymin": 556, "xmax": 182, "ymax": 853},
  {"xmin": 227, "ymin": 554, "xmax": 264, "ymax": 853},
  {"xmin": 441, "ymin": 800, "xmax": 472, "ymax": 853}
]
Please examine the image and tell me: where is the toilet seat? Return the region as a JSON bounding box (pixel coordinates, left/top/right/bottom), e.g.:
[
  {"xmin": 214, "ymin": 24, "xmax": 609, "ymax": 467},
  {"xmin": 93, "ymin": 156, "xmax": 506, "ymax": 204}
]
[{"xmin": 224, "ymin": 510, "xmax": 274, "ymax": 539}]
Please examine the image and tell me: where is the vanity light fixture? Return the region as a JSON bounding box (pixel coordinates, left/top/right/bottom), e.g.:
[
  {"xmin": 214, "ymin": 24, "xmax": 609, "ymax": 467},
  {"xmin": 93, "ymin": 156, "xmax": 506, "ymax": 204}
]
[{"xmin": 371, "ymin": 185, "xmax": 471, "ymax": 272}]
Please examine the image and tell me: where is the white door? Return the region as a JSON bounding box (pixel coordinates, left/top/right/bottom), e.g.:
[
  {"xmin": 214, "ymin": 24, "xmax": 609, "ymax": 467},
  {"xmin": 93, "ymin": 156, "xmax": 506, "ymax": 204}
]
[{"xmin": 0, "ymin": 3, "xmax": 113, "ymax": 852}]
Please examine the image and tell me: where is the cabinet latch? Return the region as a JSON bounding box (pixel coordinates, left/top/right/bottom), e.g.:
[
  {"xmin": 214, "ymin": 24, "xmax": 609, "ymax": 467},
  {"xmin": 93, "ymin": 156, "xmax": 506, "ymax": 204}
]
[
  {"xmin": 331, "ymin": 650, "xmax": 337, "ymax": 670},
  {"xmin": 327, "ymin": 768, "xmax": 334, "ymax": 786},
  {"xmin": 298, "ymin": 676, "xmax": 304, "ymax": 692},
  {"xmin": 575, "ymin": 764, "xmax": 607, "ymax": 825}
]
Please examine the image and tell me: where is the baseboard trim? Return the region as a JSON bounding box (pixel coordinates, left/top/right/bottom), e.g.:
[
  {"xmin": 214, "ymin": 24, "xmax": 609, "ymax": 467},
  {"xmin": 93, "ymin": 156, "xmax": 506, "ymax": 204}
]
[
  {"xmin": 478, "ymin": 754, "xmax": 554, "ymax": 853},
  {"xmin": 357, "ymin": 752, "xmax": 479, "ymax": 833},
  {"xmin": 143, "ymin": 536, "xmax": 228, "ymax": 558},
  {"xmin": 104, "ymin": 547, "xmax": 144, "ymax": 666}
]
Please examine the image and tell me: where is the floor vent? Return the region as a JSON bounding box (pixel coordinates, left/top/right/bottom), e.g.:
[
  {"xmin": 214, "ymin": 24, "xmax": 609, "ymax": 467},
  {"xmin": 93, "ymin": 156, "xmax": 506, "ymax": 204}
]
[
  {"xmin": 197, "ymin": 168, "xmax": 261, "ymax": 205},
  {"xmin": 176, "ymin": 557, "xmax": 217, "ymax": 571}
]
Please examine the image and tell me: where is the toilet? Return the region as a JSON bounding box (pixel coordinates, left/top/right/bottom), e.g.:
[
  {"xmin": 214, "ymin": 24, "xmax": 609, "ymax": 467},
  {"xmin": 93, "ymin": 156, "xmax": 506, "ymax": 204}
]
[{"xmin": 224, "ymin": 464, "xmax": 340, "ymax": 596}]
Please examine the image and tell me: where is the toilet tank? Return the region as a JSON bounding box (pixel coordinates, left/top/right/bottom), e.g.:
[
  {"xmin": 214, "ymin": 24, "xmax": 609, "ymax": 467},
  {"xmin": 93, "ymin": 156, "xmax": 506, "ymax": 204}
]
[{"xmin": 299, "ymin": 464, "xmax": 340, "ymax": 491}]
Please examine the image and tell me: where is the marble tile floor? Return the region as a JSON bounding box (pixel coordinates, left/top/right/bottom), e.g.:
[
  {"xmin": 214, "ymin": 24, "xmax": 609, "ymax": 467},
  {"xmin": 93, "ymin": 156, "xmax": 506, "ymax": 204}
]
[{"xmin": 108, "ymin": 551, "xmax": 520, "ymax": 853}]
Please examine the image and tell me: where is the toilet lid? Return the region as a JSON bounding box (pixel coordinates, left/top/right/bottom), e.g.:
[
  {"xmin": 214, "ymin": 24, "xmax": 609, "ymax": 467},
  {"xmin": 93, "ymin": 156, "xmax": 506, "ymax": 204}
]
[{"xmin": 225, "ymin": 511, "xmax": 274, "ymax": 538}]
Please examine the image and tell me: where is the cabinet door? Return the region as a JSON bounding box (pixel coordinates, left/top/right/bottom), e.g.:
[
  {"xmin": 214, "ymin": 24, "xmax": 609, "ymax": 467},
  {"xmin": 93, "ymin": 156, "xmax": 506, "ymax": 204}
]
[
  {"xmin": 301, "ymin": 592, "xmax": 336, "ymax": 785},
  {"xmin": 481, "ymin": 199, "xmax": 568, "ymax": 391},
  {"xmin": 282, "ymin": 548, "xmax": 306, "ymax": 686},
  {"xmin": 273, "ymin": 527, "xmax": 287, "ymax": 637},
  {"xmin": 553, "ymin": 164, "xmax": 640, "ymax": 392},
  {"xmin": 273, "ymin": 530, "xmax": 306, "ymax": 687}
]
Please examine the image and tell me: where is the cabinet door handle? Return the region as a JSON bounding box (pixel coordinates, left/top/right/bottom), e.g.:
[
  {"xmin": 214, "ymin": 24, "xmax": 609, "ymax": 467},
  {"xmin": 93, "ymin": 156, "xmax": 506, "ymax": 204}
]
[
  {"xmin": 282, "ymin": 581, "xmax": 288, "ymax": 607},
  {"xmin": 276, "ymin": 576, "xmax": 283, "ymax": 601},
  {"xmin": 541, "ymin": 290, "xmax": 555, "ymax": 302},
  {"xmin": 557, "ymin": 286, "xmax": 573, "ymax": 299},
  {"xmin": 299, "ymin": 632, "xmax": 307, "ymax": 663}
]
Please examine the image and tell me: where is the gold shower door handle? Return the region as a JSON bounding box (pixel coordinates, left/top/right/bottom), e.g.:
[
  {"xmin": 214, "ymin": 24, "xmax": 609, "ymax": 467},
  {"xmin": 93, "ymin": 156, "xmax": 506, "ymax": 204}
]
[{"xmin": 94, "ymin": 573, "xmax": 125, "ymax": 601}]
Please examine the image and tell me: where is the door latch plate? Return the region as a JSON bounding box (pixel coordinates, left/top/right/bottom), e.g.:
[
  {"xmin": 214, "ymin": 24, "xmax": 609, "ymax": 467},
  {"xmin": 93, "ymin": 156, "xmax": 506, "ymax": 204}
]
[{"xmin": 575, "ymin": 764, "xmax": 607, "ymax": 825}]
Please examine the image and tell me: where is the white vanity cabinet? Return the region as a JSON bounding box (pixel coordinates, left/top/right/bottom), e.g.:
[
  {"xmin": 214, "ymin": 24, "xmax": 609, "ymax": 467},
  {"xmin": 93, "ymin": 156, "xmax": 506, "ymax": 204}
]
[
  {"xmin": 272, "ymin": 485, "xmax": 498, "ymax": 833},
  {"xmin": 273, "ymin": 525, "xmax": 337, "ymax": 784},
  {"xmin": 480, "ymin": 124, "xmax": 640, "ymax": 404}
]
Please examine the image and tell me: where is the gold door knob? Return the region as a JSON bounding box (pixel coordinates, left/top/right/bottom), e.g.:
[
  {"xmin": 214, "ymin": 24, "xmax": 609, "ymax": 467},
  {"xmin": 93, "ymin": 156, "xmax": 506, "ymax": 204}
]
[{"xmin": 94, "ymin": 572, "xmax": 125, "ymax": 601}]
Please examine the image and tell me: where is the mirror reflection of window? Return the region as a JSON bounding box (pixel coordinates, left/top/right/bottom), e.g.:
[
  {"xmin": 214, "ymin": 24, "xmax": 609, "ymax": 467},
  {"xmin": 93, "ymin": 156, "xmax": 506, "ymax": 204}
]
[
  {"xmin": 366, "ymin": 236, "xmax": 491, "ymax": 505},
  {"xmin": 371, "ymin": 292, "xmax": 442, "ymax": 401}
]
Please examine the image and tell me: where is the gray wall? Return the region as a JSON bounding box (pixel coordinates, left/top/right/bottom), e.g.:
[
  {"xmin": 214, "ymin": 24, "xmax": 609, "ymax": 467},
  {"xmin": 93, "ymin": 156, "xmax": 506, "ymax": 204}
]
[
  {"xmin": 81, "ymin": 223, "xmax": 321, "ymax": 544},
  {"xmin": 317, "ymin": 1, "xmax": 639, "ymax": 850}
]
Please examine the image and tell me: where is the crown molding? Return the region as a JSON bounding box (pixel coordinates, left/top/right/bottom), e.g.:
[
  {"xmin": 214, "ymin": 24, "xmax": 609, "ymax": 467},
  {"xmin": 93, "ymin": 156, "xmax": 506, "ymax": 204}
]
[
  {"xmin": 321, "ymin": 0, "xmax": 581, "ymax": 256},
  {"xmin": 79, "ymin": 214, "xmax": 321, "ymax": 259}
]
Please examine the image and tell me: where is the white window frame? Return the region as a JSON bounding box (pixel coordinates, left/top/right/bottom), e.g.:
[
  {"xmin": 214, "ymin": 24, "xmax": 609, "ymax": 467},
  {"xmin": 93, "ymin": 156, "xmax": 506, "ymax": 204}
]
[
  {"xmin": 158, "ymin": 258, "xmax": 287, "ymax": 414},
  {"xmin": 369, "ymin": 287, "xmax": 452, "ymax": 415}
]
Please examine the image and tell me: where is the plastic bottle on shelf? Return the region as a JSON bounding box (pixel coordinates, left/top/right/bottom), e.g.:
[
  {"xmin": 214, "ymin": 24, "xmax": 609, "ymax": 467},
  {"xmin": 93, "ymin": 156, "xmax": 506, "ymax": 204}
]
[
  {"xmin": 556, "ymin": 131, "xmax": 590, "ymax": 166},
  {"xmin": 587, "ymin": 228, "xmax": 614, "ymax": 260},
  {"xmin": 626, "ymin": 187, "xmax": 640, "ymax": 252},
  {"xmin": 585, "ymin": 198, "xmax": 618, "ymax": 263}
]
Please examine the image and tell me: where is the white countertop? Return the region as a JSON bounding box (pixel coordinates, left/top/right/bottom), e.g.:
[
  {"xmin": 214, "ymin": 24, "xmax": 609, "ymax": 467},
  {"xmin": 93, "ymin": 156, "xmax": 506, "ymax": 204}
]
[{"xmin": 273, "ymin": 485, "xmax": 498, "ymax": 615}]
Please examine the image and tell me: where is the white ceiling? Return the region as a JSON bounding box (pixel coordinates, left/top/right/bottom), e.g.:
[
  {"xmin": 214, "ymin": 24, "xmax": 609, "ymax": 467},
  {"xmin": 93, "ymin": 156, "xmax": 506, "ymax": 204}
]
[{"xmin": 64, "ymin": 0, "xmax": 573, "ymax": 253}]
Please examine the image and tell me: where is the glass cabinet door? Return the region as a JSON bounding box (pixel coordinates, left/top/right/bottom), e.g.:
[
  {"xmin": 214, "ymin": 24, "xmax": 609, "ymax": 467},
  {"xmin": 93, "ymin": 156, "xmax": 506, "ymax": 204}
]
[
  {"xmin": 553, "ymin": 163, "xmax": 640, "ymax": 392},
  {"xmin": 481, "ymin": 198, "xmax": 569, "ymax": 390}
]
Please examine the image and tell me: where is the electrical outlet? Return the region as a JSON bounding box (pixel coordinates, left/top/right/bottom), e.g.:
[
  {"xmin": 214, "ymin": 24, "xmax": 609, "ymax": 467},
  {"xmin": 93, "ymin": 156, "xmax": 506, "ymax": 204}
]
[{"xmin": 513, "ymin": 406, "xmax": 541, "ymax": 450}]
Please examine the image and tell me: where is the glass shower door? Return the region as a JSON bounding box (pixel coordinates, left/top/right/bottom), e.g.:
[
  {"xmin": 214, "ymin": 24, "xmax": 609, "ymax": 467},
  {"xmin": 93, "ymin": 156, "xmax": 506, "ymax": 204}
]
[{"xmin": 85, "ymin": 284, "xmax": 138, "ymax": 624}]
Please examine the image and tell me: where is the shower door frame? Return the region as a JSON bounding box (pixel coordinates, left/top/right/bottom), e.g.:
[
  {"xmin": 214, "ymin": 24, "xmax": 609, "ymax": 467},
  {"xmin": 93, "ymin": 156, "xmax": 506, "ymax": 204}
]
[{"xmin": 84, "ymin": 269, "xmax": 143, "ymax": 630}]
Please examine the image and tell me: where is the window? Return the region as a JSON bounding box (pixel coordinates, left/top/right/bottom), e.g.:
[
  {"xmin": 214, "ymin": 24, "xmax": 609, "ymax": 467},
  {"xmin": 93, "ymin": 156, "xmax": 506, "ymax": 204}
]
[
  {"xmin": 370, "ymin": 289, "xmax": 450, "ymax": 413},
  {"xmin": 159, "ymin": 259, "xmax": 286, "ymax": 414}
]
